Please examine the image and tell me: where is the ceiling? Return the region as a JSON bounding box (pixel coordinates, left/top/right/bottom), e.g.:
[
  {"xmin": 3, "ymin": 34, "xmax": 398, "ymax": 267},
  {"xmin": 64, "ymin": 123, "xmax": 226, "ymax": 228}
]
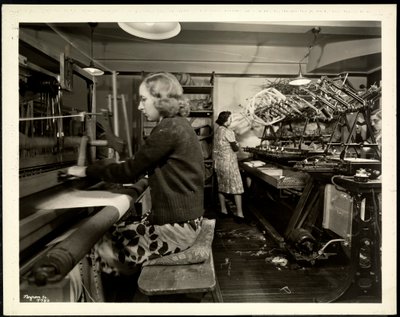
[
  {"xmin": 20, "ymin": 21, "xmax": 382, "ymax": 75},
  {"xmin": 23, "ymin": 21, "xmax": 381, "ymax": 46}
]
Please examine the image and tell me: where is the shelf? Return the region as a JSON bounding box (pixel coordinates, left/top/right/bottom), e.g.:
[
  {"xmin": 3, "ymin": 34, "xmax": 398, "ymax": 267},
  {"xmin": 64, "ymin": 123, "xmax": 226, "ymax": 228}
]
[
  {"xmin": 182, "ymin": 85, "xmax": 213, "ymax": 94},
  {"xmin": 181, "ymin": 76, "xmax": 214, "ymax": 193}
]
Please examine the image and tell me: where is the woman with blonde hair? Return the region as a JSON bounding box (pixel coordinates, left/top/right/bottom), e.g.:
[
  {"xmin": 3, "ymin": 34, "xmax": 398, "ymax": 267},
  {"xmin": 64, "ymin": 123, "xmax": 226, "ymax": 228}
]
[{"xmin": 67, "ymin": 72, "xmax": 205, "ymax": 278}]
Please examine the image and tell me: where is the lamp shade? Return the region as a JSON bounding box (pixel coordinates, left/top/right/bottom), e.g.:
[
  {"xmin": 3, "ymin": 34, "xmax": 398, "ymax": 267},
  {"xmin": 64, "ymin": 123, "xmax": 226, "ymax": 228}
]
[
  {"xmin": 289, "ymin": 64, "xmax": 311, "ymax": 86},
  {"xmin": 83, "ymin": 63, "xmax": 104, "ymax": 77},
  {"xmin": 118, "ymin": 22, "xmax": 181, "ymax": 40}
]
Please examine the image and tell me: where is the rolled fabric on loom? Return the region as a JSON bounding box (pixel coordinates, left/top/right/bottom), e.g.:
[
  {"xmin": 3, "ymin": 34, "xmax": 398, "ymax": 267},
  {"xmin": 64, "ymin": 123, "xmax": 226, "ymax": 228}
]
[{"xmin": 31, "ymin": 190, "xmax": 133, "ymax": 285}]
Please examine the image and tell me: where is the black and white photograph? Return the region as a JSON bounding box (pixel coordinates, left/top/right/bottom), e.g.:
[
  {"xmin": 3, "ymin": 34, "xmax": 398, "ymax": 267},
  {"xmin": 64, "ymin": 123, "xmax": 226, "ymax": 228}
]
[{"xmin": 2, "ymin": 4, "xmax": 397, "ymax": 316}]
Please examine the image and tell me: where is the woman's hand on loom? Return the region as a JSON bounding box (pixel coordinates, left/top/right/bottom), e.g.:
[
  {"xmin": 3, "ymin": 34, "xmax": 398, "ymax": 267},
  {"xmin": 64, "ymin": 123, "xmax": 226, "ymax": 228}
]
[{"xmin": 66, "ymin": 165, "xmax": 87, "ymax": 178}]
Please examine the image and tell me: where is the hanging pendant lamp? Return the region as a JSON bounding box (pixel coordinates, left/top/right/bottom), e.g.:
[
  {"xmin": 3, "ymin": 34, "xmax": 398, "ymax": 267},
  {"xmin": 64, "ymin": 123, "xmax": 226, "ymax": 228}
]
[
  {"xmin": 289, "ymin": 27, "xmax": 321, "ymax": 86},
  {"xmin": 83, "ymin": 23, "xmax": 104, "ymax": 76},
  {"xmin": 118, "ymin": 22, "xmax": 181, "ymax": 40},
  {"xmin": 289, "ymin": 63, "xmax": 311, "ymax": 86}
]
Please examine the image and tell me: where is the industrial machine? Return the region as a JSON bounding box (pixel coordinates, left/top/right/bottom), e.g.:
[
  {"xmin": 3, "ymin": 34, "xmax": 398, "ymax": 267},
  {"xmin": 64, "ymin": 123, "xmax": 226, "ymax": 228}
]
[
  {"xmin": 241, "ymin": 74, "xmax": 382, "ymax": 301},
  {"xmin": 18, "ymin": 57, "xmax": 147, "ymax": 302}
]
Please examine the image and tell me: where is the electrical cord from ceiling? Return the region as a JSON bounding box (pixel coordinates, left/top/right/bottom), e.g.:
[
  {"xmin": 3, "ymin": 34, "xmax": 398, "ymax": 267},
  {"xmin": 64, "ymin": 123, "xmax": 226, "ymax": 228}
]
[
  {"xmin": 83, "ymin": 23, "xmax": 105, "ymax": 76},
  {"xmin": 288, "ymin": 27, "xmax": 322, "ymax": 86},
  {"xmin": 47, "ymin": 23, "xmax": 113, "ymax": 73},
  {"xmin": 299, "ymin": 26, "xmax": 321, "ymax": 64}
]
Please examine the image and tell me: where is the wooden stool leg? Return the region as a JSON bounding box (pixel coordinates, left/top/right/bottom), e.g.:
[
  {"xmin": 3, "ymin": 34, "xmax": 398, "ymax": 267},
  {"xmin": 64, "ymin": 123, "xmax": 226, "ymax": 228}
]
[{"xmin": 211, "ymin": 278, "xmax": 223, "ymax": 302}]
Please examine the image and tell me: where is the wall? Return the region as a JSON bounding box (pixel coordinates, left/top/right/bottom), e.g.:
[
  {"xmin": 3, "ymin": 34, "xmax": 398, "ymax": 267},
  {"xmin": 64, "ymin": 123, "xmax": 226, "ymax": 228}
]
[
  {"xmin": 367, "ymin": 69, "xmax": 382, "ymax": 87},
  {"xmin": 214, "ymin": 76, "xmax": 277, "ymax": 159},
  {"xmin": 62, "ymin": 74, "xmax": 89, "ymax": 112}
]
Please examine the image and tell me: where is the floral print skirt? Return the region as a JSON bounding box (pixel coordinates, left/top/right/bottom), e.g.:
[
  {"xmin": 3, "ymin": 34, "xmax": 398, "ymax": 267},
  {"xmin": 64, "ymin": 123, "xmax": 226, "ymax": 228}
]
[
  {"xmin": 214, "ymin": 157, "xmax": 244, "ymax": 195},
  {"xmin": 93, "ymin": 211, "xmax": 203, "ymax": 276}
]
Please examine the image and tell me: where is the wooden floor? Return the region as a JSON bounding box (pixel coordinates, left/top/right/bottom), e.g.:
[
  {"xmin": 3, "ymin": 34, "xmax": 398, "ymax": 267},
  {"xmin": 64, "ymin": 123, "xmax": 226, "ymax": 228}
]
[
  {"xmin": 202, "ymin": 210, "xmax": 351, "ymax": 303},
  {"xmin": 125, "ymin": 202, "xmax": 359, "ymax": 303}
]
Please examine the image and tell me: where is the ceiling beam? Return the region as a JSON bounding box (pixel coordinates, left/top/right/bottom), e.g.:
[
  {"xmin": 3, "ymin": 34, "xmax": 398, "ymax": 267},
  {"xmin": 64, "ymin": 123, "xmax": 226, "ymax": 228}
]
[{"xmin": 180, "ymin": 21, "xmax": 381, "ymax": 36}]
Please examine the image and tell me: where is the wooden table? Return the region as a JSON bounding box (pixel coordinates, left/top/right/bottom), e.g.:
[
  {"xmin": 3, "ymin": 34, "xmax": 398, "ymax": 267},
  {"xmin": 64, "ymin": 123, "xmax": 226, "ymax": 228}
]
[
  {"xmin": 239, "ymin": 160, "xmax": 310, "ymax": 248},
  {"xmin": 240, "ymin": 161, "xmax": 308, "ymax": 190}
]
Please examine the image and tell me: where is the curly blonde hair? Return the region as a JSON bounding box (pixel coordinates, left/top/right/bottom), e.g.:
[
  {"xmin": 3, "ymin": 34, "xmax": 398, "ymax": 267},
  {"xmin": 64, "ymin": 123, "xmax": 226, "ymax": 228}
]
[{"xmin": 141, "ymin": 72, "xmax": 190, "ymax": 117}]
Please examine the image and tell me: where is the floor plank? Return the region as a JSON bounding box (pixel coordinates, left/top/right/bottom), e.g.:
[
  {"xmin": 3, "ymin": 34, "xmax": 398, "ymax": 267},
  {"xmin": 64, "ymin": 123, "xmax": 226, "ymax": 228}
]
[
  {"xmin": 203, "ymin": 206, "xmax": 353, "ymax": 303},
  {"xmin": 124, "ymin": 203, "xmax": 373, "ymax": 303}
]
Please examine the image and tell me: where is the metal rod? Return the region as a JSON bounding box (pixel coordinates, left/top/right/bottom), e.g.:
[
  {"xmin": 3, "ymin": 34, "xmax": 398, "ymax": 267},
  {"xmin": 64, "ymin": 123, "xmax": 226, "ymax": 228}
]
[
  {"xmin": 317, "ymin": 84, "xmax": 353, "ymax": 111},
  {"xmin": 107, "ymin": 95, "xmax": 114, "ymax": 159},
  {"xmin": 90, "ymin": 81, "xmax": 97, "ymax": 161},
  {"xmin": 317, "ymin": 239, "xmax": 346, "ymax": 255},
  {"xmin": 22, "ymin": 60, "xmax": 59, "ymax": 80},
  {"xmin": 300, "ymin": 87, "xmax": 337, "ymax": 111},
  {"xmin": 293, "ymin": 95, "xmax": 320, "ymax": 114},
  {"xmin": 324, "ymin": 117, "xmax": 342, "ymax": 154},
  {"xmin": 323, "ymin": 76, "xmax": 365, "ymax": 105},
  {"xmin": 340, "ymin": 110, "xmax": 361, "ymax": 159},
  {"xmin": 121, "ymin": 94, "xmax": 133, "ymax": 157},
  {"xmin": 112, "ymin": 72, "xmax": 119, "ymax": 137},
  {"xmin": 19, "ymin": 112, "xmax": 102, "ymax": 121},
  {"xmin": 112, "ymin": 71, "xmax": 120, "ymax": 161},
  {"xmin": 77, "ymin": 136, "xmax": 89, "ymax": 166}
]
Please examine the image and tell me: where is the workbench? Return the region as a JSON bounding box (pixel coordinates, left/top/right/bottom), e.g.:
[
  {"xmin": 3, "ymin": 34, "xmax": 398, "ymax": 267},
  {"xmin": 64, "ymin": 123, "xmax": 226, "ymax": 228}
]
[
  {"xmin": 241, "ymin": 157, "xmax": 382, "ymax": 302},
  {"xmin": 239, "ymin": 160, "xmax": 310, "ymax": 249},
  {"xmin": 240, "ymin": 159, "xmax": 344, "ymax": 265},
  {"xmin": 240, "ymin": 160, "xmax": 308, "ymax": 190}
]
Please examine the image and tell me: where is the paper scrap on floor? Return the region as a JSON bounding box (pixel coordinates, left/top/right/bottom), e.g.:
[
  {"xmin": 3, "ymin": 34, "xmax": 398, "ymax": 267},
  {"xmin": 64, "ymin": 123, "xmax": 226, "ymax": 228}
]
[{"xmin": 243, "ymin": 160, "xmax": 266, "ymax": 168}]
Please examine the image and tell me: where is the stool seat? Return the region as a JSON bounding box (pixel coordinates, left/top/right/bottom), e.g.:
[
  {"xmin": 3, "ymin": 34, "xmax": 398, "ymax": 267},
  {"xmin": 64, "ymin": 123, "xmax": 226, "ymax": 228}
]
[
  {"xmin": 138, "ymin": 253, "xmax": 216, "ymax": 296},
  {"xmin": 137, "ymin": 218, "xmax": 222, "ymax": 302}
]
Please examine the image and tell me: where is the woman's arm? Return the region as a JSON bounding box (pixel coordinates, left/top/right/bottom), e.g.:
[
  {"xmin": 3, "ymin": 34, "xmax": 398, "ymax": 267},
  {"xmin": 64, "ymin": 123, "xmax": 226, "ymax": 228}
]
[
  {"xmin": 229, "ymin": 141, "xmax": 240, "ymax": 152},
  {"xmin": 85, "ymin": 122, "xmax": 176, "ymax": 183},
  {"xmin": 225, "ymin": 128, "xmax": 240, "ymax": 152}
]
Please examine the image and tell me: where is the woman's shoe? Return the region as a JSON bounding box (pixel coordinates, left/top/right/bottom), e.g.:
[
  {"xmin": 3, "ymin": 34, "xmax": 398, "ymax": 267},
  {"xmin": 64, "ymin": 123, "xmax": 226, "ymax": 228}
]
[
  {"xmin": 233, "ymin": 215, "xmax": 248, "ymax": 224},
  {"xmin": 218, "ymin": 211, "xmax": 231, "ymax": 218}
]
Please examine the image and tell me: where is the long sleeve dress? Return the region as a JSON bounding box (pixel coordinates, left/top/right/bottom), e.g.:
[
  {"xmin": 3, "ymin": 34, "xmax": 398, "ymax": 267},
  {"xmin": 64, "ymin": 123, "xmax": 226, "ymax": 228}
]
[{"xmin": 213, "ymin": 125, "xmax": 244, "ymax": 194}]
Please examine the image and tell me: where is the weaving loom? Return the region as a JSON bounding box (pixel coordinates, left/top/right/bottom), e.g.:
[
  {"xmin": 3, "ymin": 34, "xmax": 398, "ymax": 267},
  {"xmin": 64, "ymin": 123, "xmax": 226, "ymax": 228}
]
[{"xmin": 18, "ymin": 68, "xmax": 143, "ymax": 302}]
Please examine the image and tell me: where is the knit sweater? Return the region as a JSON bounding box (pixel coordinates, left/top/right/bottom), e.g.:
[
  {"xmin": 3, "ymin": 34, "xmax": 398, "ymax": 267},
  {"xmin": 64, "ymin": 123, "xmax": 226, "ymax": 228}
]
[{"xmin": 86, "ymin": 116, "xmax": 205, "ymax": 225}]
